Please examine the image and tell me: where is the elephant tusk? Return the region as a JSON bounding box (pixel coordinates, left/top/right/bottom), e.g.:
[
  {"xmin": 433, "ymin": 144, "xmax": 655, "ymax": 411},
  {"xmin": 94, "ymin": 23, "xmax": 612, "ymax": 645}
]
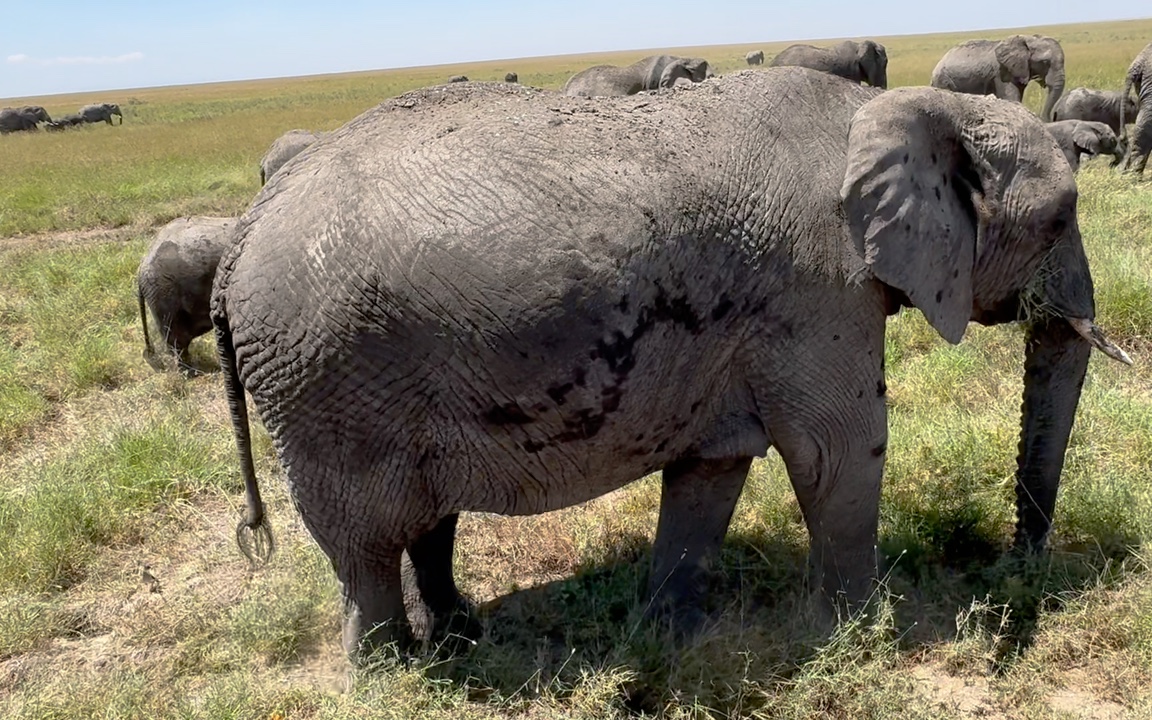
[{"xmin": 1069, "ymin": 318, "xmax": 1133, "ymax": 365}]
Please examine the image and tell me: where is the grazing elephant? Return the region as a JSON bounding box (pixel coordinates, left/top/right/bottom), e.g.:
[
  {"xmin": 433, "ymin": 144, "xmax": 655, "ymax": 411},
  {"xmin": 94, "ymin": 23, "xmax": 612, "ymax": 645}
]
[
  {"xmin": 1045, "ymin": 120, "xmax": 1123, "ymax": 171},
  {"xmin": 0, "ymin": 105, "xmax": 52, "ymax": 133},
  {"xmin": 931, "ymin": 35, "xmax": 1065, "ymax": 121},
  {"xmin": 746, "ymin": 50, "xmax": 764, "ymax": 66},
  {"xmin": 260, "ymin": 129, "xmax": 325, "ymax": 186},
  {"xmin": 79, "ymin": 102, "xmax": 122, "ymax": 125},
  {"xmin": 1120, "ymin": 42, "xmax": 1152, "ymax": 176},
  {"xmin": 138, "ymin": 216, "xmax": 237, "ymax": 375},
  {"xmin": 212, "ymin": 69, "xmax": 1127, "ymax": 661},
  {"xmin": 562, "ymin": 55, "xmax": 713, "ymax": 96},
  {"xmin": 448, "ymin": 75, "xmax": 469, "ymax": 83},
  {"xmin": 1051, "ymin": 87, "xmax": 1138, "ymax": 135},
  {"xmin": 769, "ymin": 40, "xmax": 887, "ymax": 88},
  {"xmin": 504, "ymin": 72, "xmax": 518, "ymax": 83}
]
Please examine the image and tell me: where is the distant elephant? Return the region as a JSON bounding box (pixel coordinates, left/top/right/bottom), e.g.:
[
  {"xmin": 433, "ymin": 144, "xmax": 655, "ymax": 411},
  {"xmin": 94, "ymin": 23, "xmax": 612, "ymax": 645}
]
[
  {"xmin": 79, "ymin": 102, "xmax": 122, "ymax": 125},
  {"xmin": 260, "ymin": 129, "xmax": 325, "ymax": 186},
  {"xmin": 769, "ymin": 40, "xmax": 887, "ymax": 88},
  {"xmin": 1052, "ymin": 87, "xmax": 1139, "ymax": 135},
  {"xmin": 211, "ymin": 71, "xmax": 1127, "ymax": 661},
  {"xmin": 504, "ymin": 72, "xmax": 518, "ymax": 83},
  {"xmin": 45, "ymin": 113, "xmax": 84, "ymax": 131},
  {"xmin": 746, "ymin": 50, "xmax": 764, "ymax": 66},
  {"xmin": 448, "ymin": 75, "xmax": 469, "ymax": 83},
  {"xmin": 930, "ymin": 35, "xmax": 1065, "ymax": 121},
  {"xmin": 562, "ymin": 55, "xmax": 713, "ymax": 97},
  {"xmin": 1120, "ymin": 42, "xmax": 1152, "ymax": 176},
  {"xmin": 138, "ymin": 216, "xmax": 238, "ymax": 375},
  {"xmin": 0, "ymin": 105, "xmax": 51, "ymax": 133},
  {"xmin": 1045, "ymin": 120, "xmax": 1123, "ymax": 171}
]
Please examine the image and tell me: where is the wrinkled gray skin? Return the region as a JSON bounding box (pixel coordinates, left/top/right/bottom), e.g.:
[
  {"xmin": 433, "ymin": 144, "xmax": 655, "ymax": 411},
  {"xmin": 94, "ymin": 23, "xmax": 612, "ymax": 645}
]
[
  {"xmin": 562, "ymin": 55, "xmax": 713, "ymax": 96},
  {"xmin": 260, "ymin": 129, "xmax": 325, "ymax": 186},
  {"xmin": 138, "ymin": 216, "xmax": 237, "ymax": 375},
  {"xmin": 80, "ymin": 102, "xmax": 122, "ymax": 125},
  {"xmin": 0, "ymin": 105, "xmax": 52, "ymax": 133},
  {"xmin": 1120, "ymin": 42, "xmax": 1152, "ymax": 176},
  {"xmin": 931, "ymin": 35, "xmax": 1065, "ymax": 121},
  {"xmin": 1051, "ymin": 87, "xmax": 1139, "ymax": 135},
  {"xmin": 746, "ymin": 50, "xmax": 764, "ymax": 65},
  {"xmin": 504, "ymin": 72, "xmax": 518, "ymax": 83},
  {"xmin": 448, "ymin": 75, "xmax": 469, "ymax": 83},
  {"xmin": 770, "ymin": 40, "xmax": 887, "ymax": 88},
  {"xmin": 1045, "ymin": 120, "xmax": 1123, "ymax": 172},
  {"xmin": 213, "ymin": 71, "xmax": 1117, "ymax": 661}
]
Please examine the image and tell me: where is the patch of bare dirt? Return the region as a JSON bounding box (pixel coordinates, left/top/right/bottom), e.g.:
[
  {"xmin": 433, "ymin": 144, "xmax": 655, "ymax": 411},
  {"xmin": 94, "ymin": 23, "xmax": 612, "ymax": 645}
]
[
  {"xmin": 911, "ymin": 663, "xmax": 1005, "ymax": 718},
  {"xmin": 0, "ymin": 225, "xmax": 145, "ymax": 253}
]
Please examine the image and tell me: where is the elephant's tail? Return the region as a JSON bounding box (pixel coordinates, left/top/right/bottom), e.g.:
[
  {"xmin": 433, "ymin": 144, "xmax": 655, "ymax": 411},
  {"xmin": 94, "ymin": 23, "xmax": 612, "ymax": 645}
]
[
  {"xmin": 215, "ymin": 311, "xmax": 275, "ymax": 566},
  {"xmin": 1121, "ymin": 75, "xmax": 1135, "ymax": 142},
  {"xmin": 138, "ymin": 283, "xmax": 154, "ymax": 358}
]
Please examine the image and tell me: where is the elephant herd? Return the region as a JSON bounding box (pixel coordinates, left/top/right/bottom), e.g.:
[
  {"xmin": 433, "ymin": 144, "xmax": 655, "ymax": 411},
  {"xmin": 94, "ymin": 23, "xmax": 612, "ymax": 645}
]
[
  {"xmin": 124, "ymin": 35, "xmax": 1151, "ymax": 665},
  {"xmin": 0, "ymin": 102, "xmax": 123, "ymax": 133}
]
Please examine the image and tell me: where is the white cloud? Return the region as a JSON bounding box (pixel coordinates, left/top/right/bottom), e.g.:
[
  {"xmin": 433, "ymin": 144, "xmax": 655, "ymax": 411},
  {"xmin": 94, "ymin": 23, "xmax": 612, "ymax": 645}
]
[{"xmin": 6, "ymin": 52, "xmax": 144, "ymax": 67}]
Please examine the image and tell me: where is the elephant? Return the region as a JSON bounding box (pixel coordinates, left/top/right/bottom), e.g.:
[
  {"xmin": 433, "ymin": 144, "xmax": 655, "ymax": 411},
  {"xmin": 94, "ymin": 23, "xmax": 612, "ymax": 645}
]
[
  {"xmin": 0, "ymin": 105, "xmax": 52, "ymax": 133},
  {"xmin": 260, "ymin": 129, "xmax": 326, "ymax": 186},
  {"xmin": 448, "ymin": 75, "xmax": 469, "ymax": 83},
  {"xmin": 504, "ymin": 72, "xmax": 518, "ymax": 83},
  {"xmin": 138, "ymin": 216, "xmax": 238, "ymax": 375},
  {"xmin": 1120, "ymin": 42, "xmax": 1152, "ymax": 176},
  {"xmin": 211, "ymin": 69, "xmax": 1129, "ymax": 661},
  {"xmin": 1051, "ymin": 87, "xmax": 1139, "ymax": 135},
  {"xmin": 1044, "ymin": 120, "xmax": 1124, "ymax": 172},
  {"xmin": 79, "ymin": 102, "xmax": 122, "ymax": 125},
  {"xmin": 44, "ymin": 113, "xmax": 85, "ymax": 131},
  {"xmin": 746, "ymin": 50, "xmax": 764, "ymax": 66},
  {"xmin": 769, "ymin": 40, "xmax": 887, "ymax": 88},
  {"xmin": 562, "ymin": 55, "xmax": 713, "ymax": 96},
  {"xmin": 930, "ymin": 35, "xmax": 1065, "ymax": 121}
]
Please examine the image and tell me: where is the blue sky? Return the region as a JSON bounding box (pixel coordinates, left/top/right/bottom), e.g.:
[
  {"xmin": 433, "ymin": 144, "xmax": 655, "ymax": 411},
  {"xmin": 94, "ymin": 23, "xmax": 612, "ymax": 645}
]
[{"xmin": 2, "ymin": 1, "xmax": 1149, "ymax": 99}]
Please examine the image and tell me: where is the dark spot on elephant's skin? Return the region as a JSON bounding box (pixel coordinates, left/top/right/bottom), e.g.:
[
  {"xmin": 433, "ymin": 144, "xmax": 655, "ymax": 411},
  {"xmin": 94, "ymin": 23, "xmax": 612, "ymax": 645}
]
[
  {"xmin": 904, "ymin": 223, "xmax": 911, "ymax": 233},
  {"xmin": 547, "ymin": 383, "xmax": 574, "ymax": 406},
  {"xmin": 655, "ymin": 439, "xmax": 669, "ymax": 453},
  {"xmin": 711, "ymin": 297, "xmax": 734, "ymax": 321},
  {"xmin": 617, "ymin": 295, "xmax": 630, "ymax": 313},
  {"xmin": 857, "ymin": 389, "xmax": 864, "ymax": 399},
  {"xmin": 690, "ymin": 400, "xmax": 702, "ymax": 412},
  {"xmin": 872, "ymin": 441, "xmax": 887, "ymax": 457},
  {"xmin": 833, "ymin": 334, "xmax": 840, "ymax": 341},
  {"xmin": 601, "ymin": 385, "xmax": 623, "ymax": 413},
  {"xmin": 934, "ymin": 186, "xmax": 941, "ymax": 201},
  {"xmin": 593, "ymin": 284, "xmax": 701, "ymax": 381},
  {"xmin": 935, "ymin": 291, "xmax": 943, "ymax": 303},
  {"xmin": 554, "ymin": 408, "xmax": 607, "ymax": 442},
  {"xmin": 484, "ymin": 402, "xmax": 534, "ymax": 425},
  {"xmin": 573, "ymin": 367, "xmax": 587, "ymax": 387},
  {"xmin": 877, "ymin": 379, "xmax": 887, "ymax": 397},
  {"xmin": 953, "ymin": 269, "xmax": 959, "ymax": 279},
  {"xmin": 523, "ymin": 439, "xmax": 546, "ymax": 453},
  {"xmin": 942, "ymin": 174, "xmax": 949, "ymax": 187},
  {"xmin": 902, "ymin": 153, "xmax": 909, "ymax": 164},
  {"xmin": 930, "ymin": 152, "xmax": 937, "ymax": 164},
  {"xmin": 634, "ymin": 433, "xmax": 646, "ymax": 442}
]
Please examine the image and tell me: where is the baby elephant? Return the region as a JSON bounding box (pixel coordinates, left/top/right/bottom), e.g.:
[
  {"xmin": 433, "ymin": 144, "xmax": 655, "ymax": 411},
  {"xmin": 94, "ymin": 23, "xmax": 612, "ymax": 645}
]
[
  {"xmin": 137, "ymin": 216, "xmax": 238, "ymax": 375},
  {"xmin": 260, "ymin": 129, "xmax": 325, "ymax": 186},
  {"xmin": 1051, "ymin": 87, "xmax": 1138, "ymax": 135},
  {"xmin": 1045, "ymin": 120, "xmax": 1124, "ymax": 172}
]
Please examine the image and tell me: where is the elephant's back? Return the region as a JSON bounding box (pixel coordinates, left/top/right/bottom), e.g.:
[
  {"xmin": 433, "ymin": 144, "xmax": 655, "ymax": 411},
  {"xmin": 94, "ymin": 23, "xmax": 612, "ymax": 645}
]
[
  {"xmin": 770, "ymin": 45, "xmax": 826, "ymax": 69},
  {"xmin": 931, "ymin": 41, "xmax": 997, "ymax": 91}
]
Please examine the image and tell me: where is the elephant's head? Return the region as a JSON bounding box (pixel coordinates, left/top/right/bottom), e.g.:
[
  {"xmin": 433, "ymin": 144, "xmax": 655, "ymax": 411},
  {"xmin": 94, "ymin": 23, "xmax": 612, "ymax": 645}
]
[
  {"xmin": 1071, "ymin": 121, "xmax": 1122, "ymax": 165},
  {"xmin": 855, "ymin": 40, "xmax": 888, "ymax": 89},
  {"xmin": 24, "ymin": 105, "xmax": 51, "ymax": 124},
  {"xmin": 659, "ymin": 58, "xmax": 713, "ymax": 88},
  {"xmin": 995, "ymin": 34, "xmax": 1065, "ymax": 120},
  {"xmin": 842, "ymin": 87, "xmax": 1129, "ymax": 548}
]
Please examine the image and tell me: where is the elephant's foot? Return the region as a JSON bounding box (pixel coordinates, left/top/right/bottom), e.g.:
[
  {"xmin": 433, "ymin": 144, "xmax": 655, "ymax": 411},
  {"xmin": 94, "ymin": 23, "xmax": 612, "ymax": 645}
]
[
  {"xmin": 338, "ymin": 550, "xmax": 414, "ymax": 665},
  {"xmin": 342, "ymin": 605, "xmax": 415, "ymax": 666},
  {"xmin": 402, "ymin": 513, "xmax": 480, "ymax": 652}
]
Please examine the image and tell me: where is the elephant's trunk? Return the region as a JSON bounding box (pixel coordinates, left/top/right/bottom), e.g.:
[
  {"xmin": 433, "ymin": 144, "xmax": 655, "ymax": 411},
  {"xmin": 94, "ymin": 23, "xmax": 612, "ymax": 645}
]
[{"xmin": 1040, "ymin": 71, "xmax": 1064, "ymax": 122}]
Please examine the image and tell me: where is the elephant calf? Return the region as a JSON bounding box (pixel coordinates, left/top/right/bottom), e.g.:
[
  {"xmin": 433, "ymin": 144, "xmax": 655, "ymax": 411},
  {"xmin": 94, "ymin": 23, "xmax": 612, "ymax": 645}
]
[
  {"xmin": 137, "ymin": 216, "xmax": 237, "ymax": 375},
  {"xmin": 562, "ymin": 55, "xmax": 713, "ymax": 97},
  {"xmin": 260, "ymin": 129, "xmax": 326, "ymax": 185},
  {"xmin": 1045, "ymin": 120, "xmax": 1123, "ymax": 172},
  {"xmin": 1052, "ymin": 87, "xmax": 1138, "ymax": 135}
]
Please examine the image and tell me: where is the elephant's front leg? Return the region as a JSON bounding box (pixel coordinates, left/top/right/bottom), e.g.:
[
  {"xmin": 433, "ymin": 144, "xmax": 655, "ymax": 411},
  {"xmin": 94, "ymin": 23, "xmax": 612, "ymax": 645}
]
[
  {"xmin": 402, "ymin": 513, "xmax": 479, "ymax": 646},
  {"xmin": 646, "ymin": 455, "xmax": 752, "ymax": 630}
]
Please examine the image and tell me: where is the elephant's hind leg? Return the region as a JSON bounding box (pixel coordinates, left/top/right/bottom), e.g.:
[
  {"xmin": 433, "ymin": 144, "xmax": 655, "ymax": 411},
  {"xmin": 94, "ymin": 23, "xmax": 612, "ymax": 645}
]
[
  {"xmin": 403, "ymin": 513, "xmax": 480, "ymax": 647},
  {"xmin": 338, "ymin": 540, "xmax": 411, "ymax": 661},
  {"xmin": 646, "ymin": 455, "xmax": 752, "ymax": 632}
]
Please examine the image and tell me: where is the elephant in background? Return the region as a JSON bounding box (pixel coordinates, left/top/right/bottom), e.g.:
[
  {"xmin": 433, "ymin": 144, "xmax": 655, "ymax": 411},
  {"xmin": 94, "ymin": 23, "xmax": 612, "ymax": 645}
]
[
  {"xmin": 1052, "ymin": 87, "xmax": 1138, "ymax": 135},
  {"xmin": 45, "ymin": 113, "xmax": 85, "ymax": 131},
  {"xmin": 1045, "ymin": 120, "xmax": 1123, "ymax": 172},
  {"xmin": 448, "ymin": 75, "xmax": 469, "ymax": 83},
  {"xmin": 79, "ymin": 102, "xmax": 122, "ymax": 125},
  {"xmin": 1120, "ymin": 42, "xmax": 1152, "ymax": 176},
  {"xmin": 138, "ymin": 216, "xmax": 238, "ymax": 375},
  {"xmin": 260, "ymin": 129, "xmax": 326, "ymax": 186},
  {"xmin": 746, "ymin": 50, "xmax": 764, "ymax": 65},
  {"xmin": 504, "ymin": 72, "xmax": 518, "ymax": 83},
  {"xmin": 0, "ymin": 105, "xmax": 52, "ymax": 133},
  {"xmin": 769, "ymin": 40, "xmax": 887, "ymax": 88},
  {"xmin": 562, "ymin": 54, "xmax": 713, "ymax": 96},
  {"xmin": 931, "ymin": 35, "xmax": 1065, "ymax": 121},
  {"xmin": 211, "ymin": 71, "xmax": 1127, "ymax": 660}
]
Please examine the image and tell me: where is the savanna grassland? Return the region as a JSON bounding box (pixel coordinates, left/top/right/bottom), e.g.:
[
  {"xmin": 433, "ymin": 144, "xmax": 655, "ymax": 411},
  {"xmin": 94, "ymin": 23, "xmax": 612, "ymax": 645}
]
[{"xmin": 3, "ymin": 17, "xmax": 1152, "ymax": 720}]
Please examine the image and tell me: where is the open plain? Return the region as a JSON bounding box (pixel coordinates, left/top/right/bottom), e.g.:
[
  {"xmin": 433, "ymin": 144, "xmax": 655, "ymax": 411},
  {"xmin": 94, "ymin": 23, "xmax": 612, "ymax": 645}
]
[{"xmin": 2, "ymin": 17, "xmax": 1152, "ymax": 719}]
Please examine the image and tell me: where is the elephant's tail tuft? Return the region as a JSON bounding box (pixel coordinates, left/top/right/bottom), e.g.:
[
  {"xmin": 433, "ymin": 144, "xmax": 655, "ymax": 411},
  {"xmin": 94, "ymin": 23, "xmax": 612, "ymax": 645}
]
[{"xmin": 215, "ymin": 311, "xmax": 275, "ymax": 567}]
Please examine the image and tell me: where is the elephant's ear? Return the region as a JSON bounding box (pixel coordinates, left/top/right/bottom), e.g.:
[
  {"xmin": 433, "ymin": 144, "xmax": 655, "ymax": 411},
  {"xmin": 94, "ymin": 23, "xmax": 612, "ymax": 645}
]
[
  {"xmin": 659, "ymin": 60, "xmax": 692, "ymax": 88},
  {"xmin": 841, "ymin": 88, "xmax": 1009, "ymax": 344},
  {"xmin": 1072, "ymin": 123, "xmax": 1107, "ymax": 155},
  {"xmin": 994, "ymin": 35, "xmax": 1032, "ymax": 84}
]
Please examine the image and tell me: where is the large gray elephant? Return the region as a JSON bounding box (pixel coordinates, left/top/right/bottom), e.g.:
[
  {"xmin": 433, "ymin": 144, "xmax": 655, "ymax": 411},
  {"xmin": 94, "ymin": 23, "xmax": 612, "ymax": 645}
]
[
  {"xmin": 1045, "ymin": 120, "xmax": 1123, "ymax": 172},
  {"xmin": 259, "ymin": 129, "xmax": 325, "ymax": 186},
  {"xmin": 562, "ymin": 55, "xmax": 713, "ymax": 96},
  {"xmin": 211, "ymin": 70, "xmax": 1128, "ymax": 661},
  {"xmin": 138, "ymin": 216, "xmax": 237, "ymax": 375},
  {"xmin": 769, "ymin": 40, "xmax": 887, "ymax": 88},
  {"xmin": 0, "ymin": 105, "xmax": 52, "ymax": 133},
  {"xmin": 746, "ymin": 50, "xmax": 764, "ymax": 66},
  {"xmin": 1120, "ymin": 42, "xmax": 1152, "ymax": 176},
  {"xmin": 1052, "ymin": 87, "xmax": 1138, "ymax": 135},
  {"xmin": 930, "ymin": 35, "xmax": 1065, "ymax": 121},
  {"xmin": 79, "ymin": 102, "xmax": 123, "ymax": 125}
]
